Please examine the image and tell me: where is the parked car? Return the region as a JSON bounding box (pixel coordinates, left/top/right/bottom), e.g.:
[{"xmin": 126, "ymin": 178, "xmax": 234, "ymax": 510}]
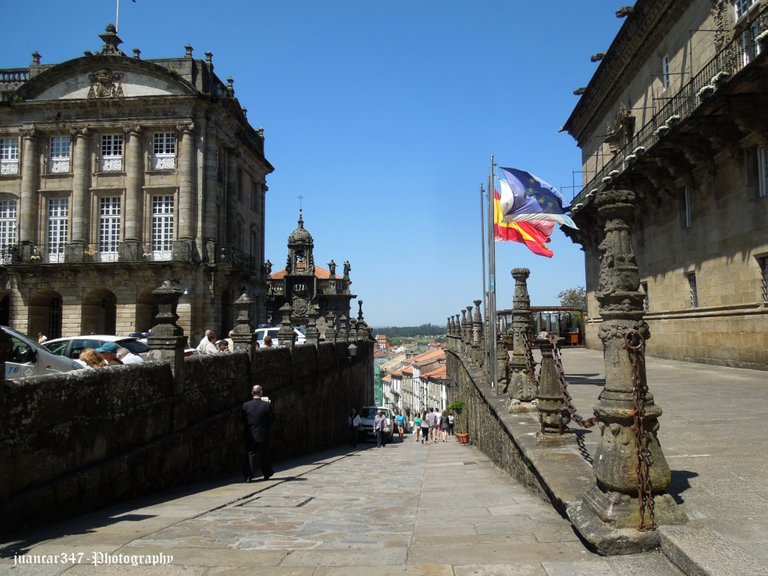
[
  {"xmin": 357, "ymin": 406, "xmax": 394, "ymax": 443},
  {"xmin": 43, "ymin": 335, "xmax": 150, "ymax": 360},
  {"xmin": 254, "ymin": 326, "xmax": 307, "ymax": 347},
  {"xmin": 1, "ymin": 326, "xmax": 82, "ymax": 379}
]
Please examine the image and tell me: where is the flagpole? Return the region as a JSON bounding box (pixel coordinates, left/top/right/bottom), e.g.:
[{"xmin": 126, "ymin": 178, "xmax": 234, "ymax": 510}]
[
  {"xmin": 116, "ymin": 0, "xmax": 121, "ymax": 32},
  {"xmin": 488, "ymin": 156, "xmax": 497, "ymax": 393},
  {"xmin": 479, "ymin": 182, "xmax": 487, "ymax": 352}
]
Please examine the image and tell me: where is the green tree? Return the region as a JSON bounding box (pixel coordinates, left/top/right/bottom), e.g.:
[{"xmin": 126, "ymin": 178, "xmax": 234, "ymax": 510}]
[{"xmin": 558, "ymin": 286, "xmax": 586, "ymax": 308}]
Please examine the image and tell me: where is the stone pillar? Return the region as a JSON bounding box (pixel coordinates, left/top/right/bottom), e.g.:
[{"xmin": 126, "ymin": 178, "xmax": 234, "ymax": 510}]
[
  {"xmin": 324, "ymin": 311, "xmax": 337, "ymax": 344},
  {"xmin": 508, "ymin": 268, "xmax": 538, "ymax": 412},
  {"xmin": 356, "ymin": 300, "xmax": 369, "ymax": 341},
  {"xmin": 177, "ymin": 123, "xmax": 197, "ymax": 257},
  {"xmin": 70, "ymin": 128, "xmax": 90, "ymax": 246},
  {"xmin": 472, "ymin": 300, "xmax": 485, "ymax": 366},
  {"xmin": 147, "ymin": 280, "xmax": 186, "ymax": 391},
  {"xmin": 465, "ymin": 306, "xmax": 474, "ymax": 348},
  {"xmin": 472, "ymin": 299, "xmax": 482, "ymax": 346},
  {"xmin": 305, "ymin": 304, "xmax": 320, "ymax": 345},
  {"xmin": 277, "ymin": 303, "xmax": 295, "ymax": 349},
  {"xmin": 536, "ymin": 335, "xmax": 571, "ymax": 443},
  {"xmin": 459, "ymin": 310, "xmax": 467, "ymax": 353},
  {"xmin": 337, "ymin": 315, "xmax": 349, "ymax": 343},
  {"xmin": 568, "ymin": 189, "xmax": 685, "ymax": 554},
  {"xmin": 230, "ymin": 292, "xmax": 256, "ymax": 355},
  {"xmin": 19, "ymin": 130, "xmax": 39, "ymax": 249},
  {"xmin": 121, "ymin": 126, "xmax": 143, "ymax": 260}
]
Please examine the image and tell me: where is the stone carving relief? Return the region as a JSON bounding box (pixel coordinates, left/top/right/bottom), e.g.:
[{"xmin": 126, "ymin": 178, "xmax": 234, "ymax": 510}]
[{"xmin": 87, "ymin": 69, "xmax": 124, "ymax": 99}]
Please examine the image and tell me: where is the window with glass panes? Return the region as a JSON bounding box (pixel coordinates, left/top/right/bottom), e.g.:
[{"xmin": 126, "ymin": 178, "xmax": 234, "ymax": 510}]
[
  {"xmin": 759, "ymin": 257, "xmax": 768, "ymax": 301},
  {"xmin": 47, "ymin": 198, "xmax": 69, "ymax": 262},
  {"xmin": 0, "ymin": 138, "xmax": 19, "ymax": 175},
  {"xmin": 152, "ymin": 132, "xmax": 176, "ymax": 170},
  {"xmin": 0, "ymin": 200, "xmax": 17, "ymax": 263},
  {"xmin": 734, "ymin": 0, "xmax": 756, "ymax": 20},
  {"xmin": 101, "ymin": 134, "xmax": 123, "ymax": 172},
  {"xmin": 758, "ymin": 147, "xmax": 768, "ymax": 198},
  {"xmin": 683, "ymin": 187, "xmax": 693, "ymax": 229},
  {"xmin": 49, "ymin": 136, "xmax": 71, "ymax": 174},
  {"xmin": 151, "ymin": 195, "xmax": 174, "ymax": 258},
  {"xmin": 686, "ymin": 273, "xmax": 698, "ymax": 308},
  {"xmin": 98, "ymin": 196, "xmax": 121, "ymax": 261}
]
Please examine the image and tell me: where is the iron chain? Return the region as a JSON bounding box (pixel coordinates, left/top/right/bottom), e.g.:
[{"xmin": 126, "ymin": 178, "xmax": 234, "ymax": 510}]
[
  {"xmin": 626, "ymin": 329, "xmax": 657, "ymax": 532},
  {"xmin": 521, "ymin": 331, "xmax": 539, "ymax": 389},
  {"xmin": 551, "ymin": 336, "xmax": 597, "ymax": 429}
]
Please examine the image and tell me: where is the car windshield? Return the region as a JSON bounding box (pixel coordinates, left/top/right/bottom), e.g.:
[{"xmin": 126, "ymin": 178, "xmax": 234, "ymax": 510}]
[
  {"xmin": 360, "ymin": 408, "xmax": 389, "ymax": 419},
  {"xmin": 118, "ymin": 339, "xmax": 149, "ymax": 354}
]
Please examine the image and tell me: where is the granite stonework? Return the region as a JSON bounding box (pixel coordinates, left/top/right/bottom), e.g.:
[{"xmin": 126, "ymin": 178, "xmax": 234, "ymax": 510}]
[{"xmin": 0, "ymin": 340, "xmax": 371, "ymax": 534}]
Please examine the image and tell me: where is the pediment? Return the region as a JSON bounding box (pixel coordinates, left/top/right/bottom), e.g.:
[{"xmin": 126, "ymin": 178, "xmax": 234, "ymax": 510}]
[{"xmin": 18, "ymin": 57, "xmax": 196, "ymax": 102}]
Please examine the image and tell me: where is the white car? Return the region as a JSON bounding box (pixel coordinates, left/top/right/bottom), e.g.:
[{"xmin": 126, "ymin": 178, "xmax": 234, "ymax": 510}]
[
  {"xmin": 254, "ymin": 326, "xmax": 306, "ymax": 347},
  {"xmin": 358, "ymin": 406, "xmax": 394, "ymax": 443},
  {"xmin": 43, "ymin": 335, "xmax": 150, "ymax": 360},
  {"xmin": 2, "ymin": 326, "xmax": 82, "ymax": 379}
]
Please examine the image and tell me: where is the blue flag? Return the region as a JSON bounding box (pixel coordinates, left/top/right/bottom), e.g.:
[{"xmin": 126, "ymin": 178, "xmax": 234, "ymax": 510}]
[{"xmin": 497, "ymin": 167, "xmax": 577, "ymax": 229}]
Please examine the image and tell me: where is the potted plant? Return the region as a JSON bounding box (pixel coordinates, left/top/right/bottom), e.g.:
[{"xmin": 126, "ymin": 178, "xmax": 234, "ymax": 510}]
[{"xmin": 447, "ymin": 399, "xmax": 465, "ymax": 412}]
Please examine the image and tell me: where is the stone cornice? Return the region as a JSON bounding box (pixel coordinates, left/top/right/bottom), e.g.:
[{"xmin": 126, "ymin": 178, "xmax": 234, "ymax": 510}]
[{"xmin": 564, "ymin": 0, "xmax": 695, "ymax": 145}]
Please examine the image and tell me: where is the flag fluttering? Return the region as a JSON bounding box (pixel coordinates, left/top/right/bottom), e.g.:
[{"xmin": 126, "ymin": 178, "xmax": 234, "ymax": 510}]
[
  {"xmin": 493, "ymin": 189, "xmax": 554, "ymax": 257},
  {"xmin": 497, "ymin": 167, "xmax": 577, "ymax": 229}
]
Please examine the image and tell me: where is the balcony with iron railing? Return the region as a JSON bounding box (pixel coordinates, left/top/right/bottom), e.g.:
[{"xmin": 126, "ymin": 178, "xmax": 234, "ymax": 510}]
[
  {"xmin": 572, "ymin": 4, "xmax": 768, "ymax": 205},
  {"xmin": 0, "ymin": 241, "xmax": 256, "ymax": 271}
]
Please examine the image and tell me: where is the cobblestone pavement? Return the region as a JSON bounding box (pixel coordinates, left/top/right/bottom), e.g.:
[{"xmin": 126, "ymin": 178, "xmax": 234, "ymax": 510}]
[{"xmin": 0, "ymin": 432, "xmax": 683, "ymax": 575}]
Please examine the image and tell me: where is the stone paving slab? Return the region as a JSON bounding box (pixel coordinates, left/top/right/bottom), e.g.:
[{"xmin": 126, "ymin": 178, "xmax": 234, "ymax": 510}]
[{"xmin": 0, "ymin": 434, "xmax": 685, "ymax": 575}]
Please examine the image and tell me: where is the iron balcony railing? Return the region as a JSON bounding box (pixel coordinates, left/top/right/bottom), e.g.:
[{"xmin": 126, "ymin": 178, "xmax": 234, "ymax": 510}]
[
  {"xmin": 0, "ymin": 241, "xmax": 256, "ymax": 271},
  {"xmin": 573, "ymin": 4, "xmax": 768, "ymax": 205}
]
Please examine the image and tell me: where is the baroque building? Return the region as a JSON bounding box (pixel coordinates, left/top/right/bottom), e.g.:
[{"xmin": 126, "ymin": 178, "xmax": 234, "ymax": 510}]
[
  {"xmin": 266, "ymin": 211, "xmax": 355, "ymax": 331},
  {"xmin": 563, "ymin": 0, "xmax": 768, "ymax": 369},
  {"xmin": 0, "ymin": 25, "xmax": 273, "ymax": 343}
]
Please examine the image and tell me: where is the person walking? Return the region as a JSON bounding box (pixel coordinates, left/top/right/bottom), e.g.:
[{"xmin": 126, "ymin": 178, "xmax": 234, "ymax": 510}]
[
  {"xmin": 348, "ymin": 408, "xmax": 361, "ymax": 447},
  {"xmin": 78, "ymin": 348, "xmax": 105, "ymax": 368},
  {"xmin": 374, "ymin": 410, "xmax": 386, "ymax": 448},
  {"xmin": 448, "ymin": 411, "xmax": 455, "ymax": 436},
  {"xmin": 242, "ymin": 385, "xmax": 274, "ymax": 482},
  {"xmin": 440, "ymin": 410, "xmax": 450, "ymax": 442},
  {"xmin": 197, "ymin": 330, "xmax": 218, "ymax": 355},
  {"xmin": 116, "ymin": 346, "xmax": 143, "ymax": 364},
  {"xmin": 395, "ymin": 412, "xmax": 405, "ymax": 442},
  {"xmin": 429, "ymin": 408, "xmax": 439, "ymax": 443},
  {"xmin": 96, "ymin": 342, "xmax": 123, "ymax": 365},
  {"xmin": 413, "ymin": 413, "xmax": 422, "ymax": 443},
  {"xmin": 420, "ymin": 411, "xmax": 430, "ymax": 445}
]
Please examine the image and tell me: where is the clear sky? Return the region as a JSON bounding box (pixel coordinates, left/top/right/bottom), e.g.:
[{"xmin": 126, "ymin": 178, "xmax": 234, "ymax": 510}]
[{"xmin": 3, "ymin": 1, "xmax": 630, "ymax": 327}]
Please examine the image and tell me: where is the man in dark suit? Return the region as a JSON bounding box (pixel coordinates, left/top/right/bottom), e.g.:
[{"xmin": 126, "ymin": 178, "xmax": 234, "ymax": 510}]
[{"xmin": 242, "ymin": 384, "xmax": 274, "ymax": 482}]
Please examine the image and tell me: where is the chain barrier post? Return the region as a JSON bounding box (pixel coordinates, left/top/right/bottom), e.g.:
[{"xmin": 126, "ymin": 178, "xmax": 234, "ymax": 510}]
[
  {"xmin": 536, "ymin": 334, "xmax": 572, "ymax": 442},
  {"xmin": 566, "ymin": 188, "xmax": 686, "ymax": 555},
  {"xmin": 507, "ymin": 268, "xmax": 538, "ymax": 413}
]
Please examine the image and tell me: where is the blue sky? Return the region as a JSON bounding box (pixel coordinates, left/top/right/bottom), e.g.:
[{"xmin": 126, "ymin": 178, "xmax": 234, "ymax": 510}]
[{"xmin": 3, "ymin": 1, "xmax": 629, "ymax": 327}]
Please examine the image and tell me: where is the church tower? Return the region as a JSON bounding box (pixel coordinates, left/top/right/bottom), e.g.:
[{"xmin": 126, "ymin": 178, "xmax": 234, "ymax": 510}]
[{"xmin": 266, "ymin": 211, "xmax": 356, "ymax": 332}]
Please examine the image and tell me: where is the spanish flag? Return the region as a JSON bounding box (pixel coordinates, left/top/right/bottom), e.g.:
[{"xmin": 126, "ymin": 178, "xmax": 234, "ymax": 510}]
[{"xmin": 494, "ymin": 188, "xmax": 554, "ymax": 257}]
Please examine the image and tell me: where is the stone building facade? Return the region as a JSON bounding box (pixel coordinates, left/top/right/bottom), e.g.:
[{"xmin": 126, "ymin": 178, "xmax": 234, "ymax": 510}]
[
  {"xmin": 266, "ymin": 211, "xmax": 355, "ymax": 331},
  {"xmin": 0, "ymin": 26, "xmax": 273, "ymax": 343},
  {"xmin": 563, "ymin": 0, "xmax": 768, "ymax": 369}
]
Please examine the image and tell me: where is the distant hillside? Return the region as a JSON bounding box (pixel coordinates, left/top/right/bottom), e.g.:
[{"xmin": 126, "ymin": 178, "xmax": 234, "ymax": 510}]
[{"xmin": 371, "ymin": 324, "xmax": 446, "ymax": 338}]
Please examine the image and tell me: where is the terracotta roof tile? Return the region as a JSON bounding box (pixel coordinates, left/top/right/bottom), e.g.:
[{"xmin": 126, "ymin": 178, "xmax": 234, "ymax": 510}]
[{"xmin": 270, "ymin": 266, "xmax": 333, "ymax": 280}]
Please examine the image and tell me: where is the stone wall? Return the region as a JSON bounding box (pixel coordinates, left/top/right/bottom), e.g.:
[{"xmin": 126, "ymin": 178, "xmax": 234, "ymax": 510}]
[
  {"xmin": 445, "ymin": 344, "xmax": 553, "ymax": 505},
  {"xmin": 0, "ymin": 341, "xmax": 371, "ymax": 533}
]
